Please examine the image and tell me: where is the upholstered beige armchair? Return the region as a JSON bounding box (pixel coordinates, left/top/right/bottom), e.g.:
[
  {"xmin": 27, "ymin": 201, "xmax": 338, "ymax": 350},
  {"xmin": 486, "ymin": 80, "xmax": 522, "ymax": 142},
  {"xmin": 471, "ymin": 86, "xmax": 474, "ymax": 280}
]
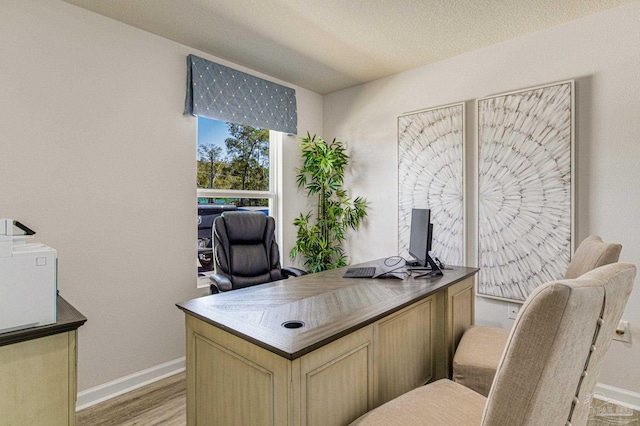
[
  {"xmin": 453, "ymin": 235, "xmax": 622, "ymax": 397},
  {"xmin": 350, "ymin": 262, "xmax": 636, "ymax": 426}
]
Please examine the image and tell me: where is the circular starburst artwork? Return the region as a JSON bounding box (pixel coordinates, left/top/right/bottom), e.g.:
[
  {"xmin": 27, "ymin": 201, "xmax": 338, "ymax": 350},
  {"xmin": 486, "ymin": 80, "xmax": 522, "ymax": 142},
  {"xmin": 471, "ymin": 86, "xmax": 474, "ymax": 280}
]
[
  {"xmin": 398, "ymin": 104, "xmax": 465, "ymax": 267},
  {"xmin": 477, "ymin": 82, "xmax": 573, "ymax": 301}
]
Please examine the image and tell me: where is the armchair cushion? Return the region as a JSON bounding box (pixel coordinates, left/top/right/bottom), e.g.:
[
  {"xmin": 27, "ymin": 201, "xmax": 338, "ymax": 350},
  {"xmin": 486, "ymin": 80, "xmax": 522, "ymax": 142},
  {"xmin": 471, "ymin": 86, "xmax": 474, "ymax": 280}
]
[
  {"xmin": 452, "ymin": 325, "xmax": 510, "ymax": 396},
  {"xmin": 350, "ymin": 379, "xmax": 486, "ymax": 426}
]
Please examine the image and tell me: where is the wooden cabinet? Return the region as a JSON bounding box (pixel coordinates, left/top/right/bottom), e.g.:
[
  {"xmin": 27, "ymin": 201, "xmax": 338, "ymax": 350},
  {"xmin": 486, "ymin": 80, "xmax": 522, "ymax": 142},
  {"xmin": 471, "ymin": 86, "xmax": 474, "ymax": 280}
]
[
  {"xmin": 297, "ymin": 326, "xmax": 374, "ymax": 426},
  {"xmin": 441, "ymin": 276, "xmax": 475, "ymax": 378},
  {"xmin": 0, "ymin": 331, "xmax": 77, "ymax": 425},
  {"xmin": 0, "ymin": 297, "xmax": 85, "ymax": 426},
  {"xmin": 375, "ymin": 296, "xmax": 436, "ymax": 405},
  {"xmin": 186, "ymin": 315, "xmax": 291, "ymax": 426},
  {"xmin": 183, "ymin": 285, "xmax": 474, "ymax": 425},
  {"xmin": 186, "ymin": 315, "xmax": 375, "ymax": 426},
  {"xmin": 179, "ymin": 263, "xmax": 478, "ymax": 426}
]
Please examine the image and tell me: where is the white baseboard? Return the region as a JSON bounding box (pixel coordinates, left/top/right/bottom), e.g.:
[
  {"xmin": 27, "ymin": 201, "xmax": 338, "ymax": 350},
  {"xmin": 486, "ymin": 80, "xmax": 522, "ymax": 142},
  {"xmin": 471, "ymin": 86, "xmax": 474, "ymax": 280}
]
[
  {"xmin": 76, "ymin": 357, "xmax": 185, "ymax": 411},
  {"xmin": 75, "ymin": 361, "xmax": 640, "ymax": 413},
  {"xmin": 594, "ymin": 382, "xmax": 640, "ymax": 411}
]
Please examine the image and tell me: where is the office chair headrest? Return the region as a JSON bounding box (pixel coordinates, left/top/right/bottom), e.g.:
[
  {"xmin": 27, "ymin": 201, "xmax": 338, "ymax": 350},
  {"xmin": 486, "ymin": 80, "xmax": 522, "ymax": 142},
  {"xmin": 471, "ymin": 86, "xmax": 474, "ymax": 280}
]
[{"xmin": 221, "ymin": 211, "xmax": 270, "ymax": 243}]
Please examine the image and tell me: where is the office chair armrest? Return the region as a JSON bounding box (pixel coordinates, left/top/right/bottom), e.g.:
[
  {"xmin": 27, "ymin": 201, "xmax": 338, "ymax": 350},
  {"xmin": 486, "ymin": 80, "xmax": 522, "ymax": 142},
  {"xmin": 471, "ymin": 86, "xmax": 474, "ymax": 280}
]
[
  {"xmin": 209, "ymin": 274, "xmax": 233, "ymax": 294},
  {"xmin": 282, "ymin": 267, "xmax": 306, "ymax": 278}
]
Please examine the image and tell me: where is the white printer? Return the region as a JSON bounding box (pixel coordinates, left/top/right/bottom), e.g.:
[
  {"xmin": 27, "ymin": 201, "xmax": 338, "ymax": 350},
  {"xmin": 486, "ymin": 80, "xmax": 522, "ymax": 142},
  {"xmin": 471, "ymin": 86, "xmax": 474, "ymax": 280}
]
[{"xmin": 0, "ymin": 219, "xmax": 57, "ymax": 333}]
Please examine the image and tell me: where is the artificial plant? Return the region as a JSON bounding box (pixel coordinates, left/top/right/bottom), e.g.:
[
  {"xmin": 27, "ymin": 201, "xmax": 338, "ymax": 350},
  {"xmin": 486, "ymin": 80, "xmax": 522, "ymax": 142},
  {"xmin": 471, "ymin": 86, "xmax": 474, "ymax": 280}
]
[{"xmin": 290, "ymin": 133, "xmax": 367, "ymax": 272}]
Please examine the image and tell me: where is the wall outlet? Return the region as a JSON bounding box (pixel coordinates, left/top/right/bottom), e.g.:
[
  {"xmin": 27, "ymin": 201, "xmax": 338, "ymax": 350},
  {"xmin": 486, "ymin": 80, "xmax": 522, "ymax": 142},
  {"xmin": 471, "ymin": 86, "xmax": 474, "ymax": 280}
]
[
  {"xmin": 613, "ymin": 320, "xmax": 631, "ymax": 343},
  {"xmin": 507, "ymin": 303, "xmax": 520, "ymax": 320}
]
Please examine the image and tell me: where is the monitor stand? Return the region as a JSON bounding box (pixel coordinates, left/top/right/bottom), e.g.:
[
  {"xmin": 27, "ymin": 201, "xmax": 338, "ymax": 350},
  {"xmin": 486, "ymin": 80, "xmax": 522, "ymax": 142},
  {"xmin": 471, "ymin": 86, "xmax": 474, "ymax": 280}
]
[{"xmin": 413, "ymin": 254, "xmax": 443, "ymax": 278}]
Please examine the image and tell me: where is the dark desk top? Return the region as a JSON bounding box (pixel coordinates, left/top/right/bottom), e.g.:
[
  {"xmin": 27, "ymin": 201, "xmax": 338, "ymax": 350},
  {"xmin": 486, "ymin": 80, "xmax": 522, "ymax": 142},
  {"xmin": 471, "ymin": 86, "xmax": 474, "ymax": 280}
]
[
  {"xmin": 0, "ymin": 295, "xmax": 87, "ymax": 347},
  {"xmin": 177, "ymin": 259, "xmax": 479, "ymax": 360}
]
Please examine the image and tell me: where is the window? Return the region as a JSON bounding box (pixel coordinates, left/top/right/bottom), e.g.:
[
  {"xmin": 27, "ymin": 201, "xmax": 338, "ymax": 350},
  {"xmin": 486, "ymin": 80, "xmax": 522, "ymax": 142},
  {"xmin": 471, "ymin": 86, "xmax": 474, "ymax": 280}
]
[{"xmin": 196, "ymin": 117, "xmax": 281, "ymax": 281}]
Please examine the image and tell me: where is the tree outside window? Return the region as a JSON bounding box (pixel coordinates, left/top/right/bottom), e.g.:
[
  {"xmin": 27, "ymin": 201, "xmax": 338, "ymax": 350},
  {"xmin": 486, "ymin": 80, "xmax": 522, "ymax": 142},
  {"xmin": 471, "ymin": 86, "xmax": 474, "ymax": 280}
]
[{"xmin": 197, "ymin": 120, "xmax": 270, "ymax": 207}]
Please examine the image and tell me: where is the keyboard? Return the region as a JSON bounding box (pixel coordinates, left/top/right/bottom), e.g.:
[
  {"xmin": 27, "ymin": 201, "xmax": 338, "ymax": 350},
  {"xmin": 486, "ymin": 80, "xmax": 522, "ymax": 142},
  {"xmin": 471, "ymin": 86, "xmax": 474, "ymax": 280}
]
[{"xmin": 343, "ymin": 267, "xmax": 376, "ymax": 278}]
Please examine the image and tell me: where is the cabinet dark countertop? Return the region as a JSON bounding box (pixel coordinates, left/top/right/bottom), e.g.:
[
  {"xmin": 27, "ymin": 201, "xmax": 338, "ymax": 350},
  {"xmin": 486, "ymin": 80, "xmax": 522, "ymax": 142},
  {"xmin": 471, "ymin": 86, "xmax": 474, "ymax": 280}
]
[
  {"xmin": 0, "ymin": 295, "xmax": 87, "ymax": 347},
  {"xmin": 177, "ymin": 259, "xmax": 479, "ymax": 360}
]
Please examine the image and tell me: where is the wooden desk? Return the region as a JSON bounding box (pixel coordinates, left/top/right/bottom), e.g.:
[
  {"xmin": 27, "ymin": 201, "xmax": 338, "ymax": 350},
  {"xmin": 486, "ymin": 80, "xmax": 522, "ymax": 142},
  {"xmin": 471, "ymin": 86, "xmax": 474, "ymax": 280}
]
[
  {"xmin": 0, "ymin": 296, "xmax": 86, "ymax": 425},
  {"xmin": 177, "ymin": 260, "xmax": 478, "ymax": 426}
]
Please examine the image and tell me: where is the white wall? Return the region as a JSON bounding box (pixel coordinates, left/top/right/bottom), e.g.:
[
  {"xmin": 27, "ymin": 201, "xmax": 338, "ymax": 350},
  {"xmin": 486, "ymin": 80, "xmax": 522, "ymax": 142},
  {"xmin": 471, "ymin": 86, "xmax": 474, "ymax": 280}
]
[
  {"xmin": 0, "ymin": 0, "xmax": 322, "ymax": 392},
  {"xmin": 324, "ymin": 3, "xmax": 640, "ymax": 394},
  {"xmin": 3, "ymin": 0, "xmax": 639, "ymax": 402}
]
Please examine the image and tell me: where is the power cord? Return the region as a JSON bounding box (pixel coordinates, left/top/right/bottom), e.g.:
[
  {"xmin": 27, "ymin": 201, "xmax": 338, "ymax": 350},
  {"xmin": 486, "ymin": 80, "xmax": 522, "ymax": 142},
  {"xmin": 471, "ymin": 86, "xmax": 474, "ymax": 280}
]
[
  {"xmin": 380, "ymin": 255, "xmax": 448, "ymax": 279},
  {"xmin": 379, "ymin": 256, "xmax": 412, "ymax": 278}
]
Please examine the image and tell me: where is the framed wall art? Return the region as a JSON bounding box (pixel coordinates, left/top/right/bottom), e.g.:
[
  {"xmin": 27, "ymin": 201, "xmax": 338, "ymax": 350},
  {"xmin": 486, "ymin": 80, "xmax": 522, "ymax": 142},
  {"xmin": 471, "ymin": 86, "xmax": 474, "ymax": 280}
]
[
  {"xmin": 398, "ymin": 102, "xmax": 465, "ymax": 266},
  {"xmin": 477, "ymin": 80, "xmax": 575, "ymax": 302}
]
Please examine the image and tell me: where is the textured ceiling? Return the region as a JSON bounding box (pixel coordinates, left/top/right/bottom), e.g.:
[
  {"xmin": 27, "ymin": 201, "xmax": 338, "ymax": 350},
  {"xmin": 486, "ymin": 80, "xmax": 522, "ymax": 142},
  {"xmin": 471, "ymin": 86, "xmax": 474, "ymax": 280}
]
[{"xmin": 61, "ymin": 0, "xmax": 633, "ymax": 94}]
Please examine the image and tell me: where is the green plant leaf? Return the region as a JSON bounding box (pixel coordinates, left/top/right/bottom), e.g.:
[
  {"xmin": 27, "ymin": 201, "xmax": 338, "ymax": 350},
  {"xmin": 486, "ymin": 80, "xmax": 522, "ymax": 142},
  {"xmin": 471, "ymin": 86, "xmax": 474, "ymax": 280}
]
[{"xmin": 291, "ymin": 133, "xmax": 368, "ymax": 271}]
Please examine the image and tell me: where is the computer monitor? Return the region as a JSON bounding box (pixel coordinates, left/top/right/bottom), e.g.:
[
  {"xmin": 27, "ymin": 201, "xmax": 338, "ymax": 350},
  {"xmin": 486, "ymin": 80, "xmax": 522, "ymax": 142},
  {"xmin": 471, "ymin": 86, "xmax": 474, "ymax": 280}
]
[{"xmin": 408, "ymin": 208, "xmax": 443, "ymax": 276}]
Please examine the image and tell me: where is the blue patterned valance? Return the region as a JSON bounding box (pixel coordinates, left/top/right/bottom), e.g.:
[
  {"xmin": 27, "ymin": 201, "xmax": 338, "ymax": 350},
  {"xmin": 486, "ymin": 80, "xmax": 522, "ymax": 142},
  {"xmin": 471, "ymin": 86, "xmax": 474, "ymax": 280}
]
[{"xmin": 184, "ymin": 54, "xmax": 297, "ymax": 134}]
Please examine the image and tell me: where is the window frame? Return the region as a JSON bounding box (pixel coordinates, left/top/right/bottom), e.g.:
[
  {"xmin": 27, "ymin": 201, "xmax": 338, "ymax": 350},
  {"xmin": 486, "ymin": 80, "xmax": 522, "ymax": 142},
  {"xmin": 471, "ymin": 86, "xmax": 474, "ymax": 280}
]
[{"xmin": 196, "ymin": 128, "xmax": 283, "ymax": 288}]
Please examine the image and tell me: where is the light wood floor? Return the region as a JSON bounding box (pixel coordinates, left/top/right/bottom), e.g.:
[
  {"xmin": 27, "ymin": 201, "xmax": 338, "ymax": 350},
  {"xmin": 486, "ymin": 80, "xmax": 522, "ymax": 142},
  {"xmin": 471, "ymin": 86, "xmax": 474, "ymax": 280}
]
[
  {"xmin": 76, "ymin": 372, "xmax": 639, "ymax": 425},
  {"xmin": 587, "ymin": 397, "xmax": 640, "ymax": 426},
  {"xmin": 76, "ymin": 373, "xmax": 186, "ymax": 426}
]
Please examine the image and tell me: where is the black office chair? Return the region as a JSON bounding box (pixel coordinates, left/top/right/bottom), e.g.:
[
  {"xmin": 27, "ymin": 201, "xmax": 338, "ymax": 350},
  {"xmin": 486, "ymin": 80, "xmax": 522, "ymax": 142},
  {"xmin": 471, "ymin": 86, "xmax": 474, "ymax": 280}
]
[{"xmin": 209, "ymin": 211, "xmax": 305, "ymax": 293}]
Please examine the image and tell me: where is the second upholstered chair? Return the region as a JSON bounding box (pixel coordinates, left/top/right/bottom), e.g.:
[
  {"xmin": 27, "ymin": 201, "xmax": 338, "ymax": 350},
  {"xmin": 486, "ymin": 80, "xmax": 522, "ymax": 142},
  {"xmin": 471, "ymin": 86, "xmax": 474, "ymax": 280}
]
[
  {"xmin": 452, "ymin": 235, "xmax": 622, "ymax": 396},
  {"xmin": 351, "ymin": 262, "xmax": 636, "ymax": 426}
]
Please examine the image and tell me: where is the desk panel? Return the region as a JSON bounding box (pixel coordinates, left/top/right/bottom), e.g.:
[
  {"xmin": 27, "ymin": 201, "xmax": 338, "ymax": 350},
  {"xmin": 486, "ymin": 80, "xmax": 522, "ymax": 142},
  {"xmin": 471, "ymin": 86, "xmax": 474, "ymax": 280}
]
[
  {"xmin": 178, "ymin": 262, "xmax": 478, "ymax": 426},
  {"xmin": 376, "ymin": 296, "xmax": 435, "ymax": 405}
]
